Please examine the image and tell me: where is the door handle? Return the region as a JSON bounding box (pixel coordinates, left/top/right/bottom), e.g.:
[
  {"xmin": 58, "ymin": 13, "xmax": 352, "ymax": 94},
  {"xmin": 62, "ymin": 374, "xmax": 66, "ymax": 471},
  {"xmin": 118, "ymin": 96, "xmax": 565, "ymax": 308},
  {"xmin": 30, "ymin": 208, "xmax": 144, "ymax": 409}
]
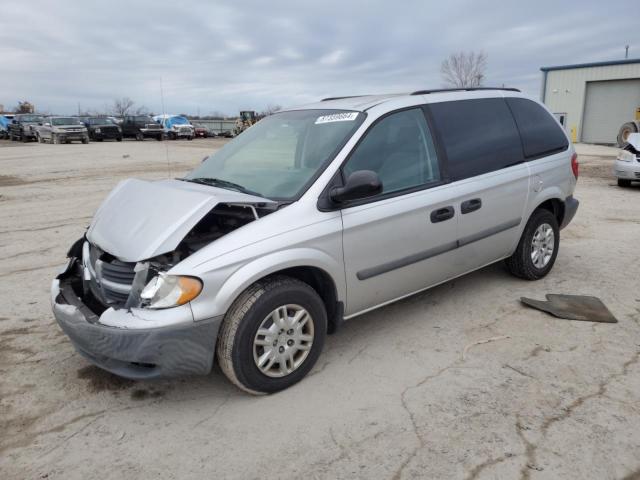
[
  {"xmin": 461, "ymin": 198, "xmax": 482, "ymax": 214},
  {"xmin": 430, "ymin": 206, "xmax": 455, "ymax": 223}
]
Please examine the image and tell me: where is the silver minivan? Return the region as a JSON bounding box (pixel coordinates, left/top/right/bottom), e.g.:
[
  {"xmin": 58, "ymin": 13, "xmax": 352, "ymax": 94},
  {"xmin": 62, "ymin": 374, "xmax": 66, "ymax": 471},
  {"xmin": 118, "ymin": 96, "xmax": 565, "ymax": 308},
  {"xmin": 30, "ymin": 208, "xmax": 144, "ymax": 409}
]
[{"xmin": 51, "ymin": 88, "xmax": 579, "ymax": 394}]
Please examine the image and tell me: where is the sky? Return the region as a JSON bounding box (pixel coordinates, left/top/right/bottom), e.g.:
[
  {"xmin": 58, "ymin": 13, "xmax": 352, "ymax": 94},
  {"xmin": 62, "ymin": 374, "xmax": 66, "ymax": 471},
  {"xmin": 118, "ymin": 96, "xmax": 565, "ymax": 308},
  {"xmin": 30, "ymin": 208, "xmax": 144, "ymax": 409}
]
[{"xmin": 0, "ymin": 0, "xmax": 636, "ymax": 116}]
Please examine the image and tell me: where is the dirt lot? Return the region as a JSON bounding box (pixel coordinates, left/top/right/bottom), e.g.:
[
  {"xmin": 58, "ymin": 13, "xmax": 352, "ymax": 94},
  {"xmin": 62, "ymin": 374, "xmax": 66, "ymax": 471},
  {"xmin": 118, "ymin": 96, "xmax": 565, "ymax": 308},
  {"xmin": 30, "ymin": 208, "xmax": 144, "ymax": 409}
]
[{"xmin": 1, "ymin": 138, "xmax": 639, "ymax": 479}]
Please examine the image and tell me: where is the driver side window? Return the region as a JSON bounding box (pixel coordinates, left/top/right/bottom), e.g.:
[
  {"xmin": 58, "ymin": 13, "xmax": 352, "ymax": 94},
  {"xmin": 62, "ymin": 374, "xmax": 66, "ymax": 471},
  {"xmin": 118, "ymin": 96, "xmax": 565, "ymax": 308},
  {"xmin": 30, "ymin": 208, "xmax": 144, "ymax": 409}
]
[{"xmin": 343, "ymin": 108, "xmax": 440, "ymax": 195}]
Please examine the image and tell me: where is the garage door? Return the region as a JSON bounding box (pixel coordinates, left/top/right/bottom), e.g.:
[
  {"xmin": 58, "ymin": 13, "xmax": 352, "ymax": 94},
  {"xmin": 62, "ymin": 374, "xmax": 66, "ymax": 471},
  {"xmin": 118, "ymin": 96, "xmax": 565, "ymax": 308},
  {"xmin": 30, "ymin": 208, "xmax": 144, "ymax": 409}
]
[{"xmin": 581, "ymin": 78, "xmax": 640, "ymax": 144}]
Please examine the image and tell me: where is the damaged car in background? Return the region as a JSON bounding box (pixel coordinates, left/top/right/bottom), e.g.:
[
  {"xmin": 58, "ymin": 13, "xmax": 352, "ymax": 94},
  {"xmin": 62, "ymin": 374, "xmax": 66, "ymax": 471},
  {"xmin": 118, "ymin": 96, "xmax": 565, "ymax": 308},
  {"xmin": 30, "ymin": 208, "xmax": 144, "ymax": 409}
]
[
  {"xmin": 52, "ymin": 88, "xmax": 578, "ymax": 394},
  {"xmin": 614, "ymin": 133, "xmax": 640, "ymax": 187}
]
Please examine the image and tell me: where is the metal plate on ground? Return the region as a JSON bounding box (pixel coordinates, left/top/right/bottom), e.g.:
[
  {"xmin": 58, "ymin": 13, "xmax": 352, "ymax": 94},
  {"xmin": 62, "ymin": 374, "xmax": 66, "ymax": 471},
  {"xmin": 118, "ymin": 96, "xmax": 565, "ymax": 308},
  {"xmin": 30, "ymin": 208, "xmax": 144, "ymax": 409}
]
[{"xmin": 520, "ymin": 294, "xmax": 618, "ymax": 323}]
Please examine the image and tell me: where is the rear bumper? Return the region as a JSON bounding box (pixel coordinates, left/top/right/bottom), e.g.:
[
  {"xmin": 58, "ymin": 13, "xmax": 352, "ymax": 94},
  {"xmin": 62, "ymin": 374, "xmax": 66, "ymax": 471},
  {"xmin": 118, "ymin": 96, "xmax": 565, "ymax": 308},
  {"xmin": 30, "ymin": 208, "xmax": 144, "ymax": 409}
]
[
  {"xmin": 51, "ymin": 274, "xmax": 222, "ymax": 379},
  {"xmin": 560, "ymin": 195, "xmax": 579, "ymax": 230}
]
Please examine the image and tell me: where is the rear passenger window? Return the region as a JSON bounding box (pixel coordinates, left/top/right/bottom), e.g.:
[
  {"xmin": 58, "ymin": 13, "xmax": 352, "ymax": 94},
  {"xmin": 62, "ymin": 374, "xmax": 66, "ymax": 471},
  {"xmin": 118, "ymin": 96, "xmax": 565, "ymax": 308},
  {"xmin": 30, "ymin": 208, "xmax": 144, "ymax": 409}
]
[
  {"xmin": 506, "ymin": 98, "xmax": 568, "ymax": 158},
  {"xmin": 343, "ymin": 108, "xmax": 440, "ymax": 195},
  {"xmin": 428, "ymin": 98, "xmax": 524, "ymax": 181}
]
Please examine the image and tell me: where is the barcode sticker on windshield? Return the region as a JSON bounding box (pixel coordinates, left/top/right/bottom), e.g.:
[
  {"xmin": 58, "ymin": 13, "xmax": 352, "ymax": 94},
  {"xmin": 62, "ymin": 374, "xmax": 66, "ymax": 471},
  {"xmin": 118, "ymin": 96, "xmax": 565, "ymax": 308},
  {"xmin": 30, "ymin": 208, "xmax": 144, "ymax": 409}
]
[{"xmin": 315, "ymin": 112, "xmax": 358, "ymax": 124}]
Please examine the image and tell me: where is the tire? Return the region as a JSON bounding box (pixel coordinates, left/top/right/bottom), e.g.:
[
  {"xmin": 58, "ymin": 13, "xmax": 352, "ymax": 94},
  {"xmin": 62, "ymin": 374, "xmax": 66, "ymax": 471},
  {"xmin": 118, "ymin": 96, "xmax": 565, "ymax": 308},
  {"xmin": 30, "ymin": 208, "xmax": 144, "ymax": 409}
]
[
  {"xmin": 188, "ymin": 135, "xmax": 193, "ymax": 141},
  {"xmin": 53, "ymin": 134, "xmax": 59, "ymax": 145},
  {"xmin": 618, "ymin": 178, "xmax": 632, "ymax": 187},
  {"xmin": 217, "ymin": 276, "xmax": 327, "ymax": 394},
  {"xmin": 117, "ymin": 136, "xmax": 123, "ymax": 142},
  {"xmin": 505, "ymin": 209, "xmax": 559, "ymax": 280},
  {"xmin": 22, "ymin": 132, "xmax": 29, "ymax": 143},
  {"xmin": 169, "ymin": 132, "xmax": 176, "ymax": 140},
  {"xmin": 36, "ymin": 134, "xmax": 42, "ymax": 143},
  {"xmin": 135, "ymin": 132, "xmax": 144, "ymax": 141},
  {"xmin": 156, "ymin": 134, "xmax": 163, "ymax": 141},
  {"xmin": 617, "ymin": 122, "xmax": 638, "ymax": 147},
  {"xmin": 82, "ymin": 137, "xmax": 89, "ymax": 144}
]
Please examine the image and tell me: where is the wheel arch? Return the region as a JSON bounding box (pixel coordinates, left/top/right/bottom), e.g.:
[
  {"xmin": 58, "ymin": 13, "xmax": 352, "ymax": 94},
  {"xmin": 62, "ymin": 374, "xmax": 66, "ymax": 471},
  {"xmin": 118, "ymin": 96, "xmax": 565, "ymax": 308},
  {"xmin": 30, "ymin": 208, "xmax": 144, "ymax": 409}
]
[{"xmin": 189, "ymin": 248, "xmax": 346, "ymax": 334}]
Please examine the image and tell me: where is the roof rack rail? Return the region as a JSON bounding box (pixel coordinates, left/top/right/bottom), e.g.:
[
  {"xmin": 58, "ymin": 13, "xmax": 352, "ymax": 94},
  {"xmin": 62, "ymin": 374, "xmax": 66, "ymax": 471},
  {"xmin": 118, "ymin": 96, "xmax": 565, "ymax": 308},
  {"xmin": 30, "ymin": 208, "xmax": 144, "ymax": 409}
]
[
  {"xmin": 411, "ymin": 87, "xmax": 520, "ymax": 95},
  {"xmin": 321, "ymin": 95, "xmax": 370, "ymax": 102}
]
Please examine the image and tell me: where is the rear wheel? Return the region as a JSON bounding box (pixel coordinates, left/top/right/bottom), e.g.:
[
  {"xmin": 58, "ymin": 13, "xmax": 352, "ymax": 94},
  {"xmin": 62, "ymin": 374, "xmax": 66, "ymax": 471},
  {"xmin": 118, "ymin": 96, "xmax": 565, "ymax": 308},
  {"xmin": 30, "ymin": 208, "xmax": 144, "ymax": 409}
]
[
  {"xmin": 617, "ymin": 122, "xmax": 638, "ymax": 147},
  {"xmin": 506, "ymin": 209, "xmax": 559, "ymax": 280},
  {"xmin": 217, "ymin": 276, "xmax": 327, "ymax": 394},
  {"xmin": 618, "ymin": 178, "xmax": 632, "ymax": 187}
]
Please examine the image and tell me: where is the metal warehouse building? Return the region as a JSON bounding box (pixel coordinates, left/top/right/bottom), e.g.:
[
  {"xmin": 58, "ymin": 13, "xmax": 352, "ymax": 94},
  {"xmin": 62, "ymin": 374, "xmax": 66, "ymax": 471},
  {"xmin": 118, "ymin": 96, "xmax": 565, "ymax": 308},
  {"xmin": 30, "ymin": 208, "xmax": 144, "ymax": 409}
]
[{"xmin": 540, "ymin": 58, "xmax": 640, "ymax": 144}]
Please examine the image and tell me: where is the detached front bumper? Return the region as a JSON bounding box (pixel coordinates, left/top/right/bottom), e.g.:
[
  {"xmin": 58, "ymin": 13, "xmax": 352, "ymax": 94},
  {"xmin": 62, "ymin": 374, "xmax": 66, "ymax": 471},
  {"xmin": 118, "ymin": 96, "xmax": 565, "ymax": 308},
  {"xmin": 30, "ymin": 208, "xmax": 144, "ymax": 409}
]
[{"xmin": 51, "ymin": 268, "xmax": 222, "ymax": 379}]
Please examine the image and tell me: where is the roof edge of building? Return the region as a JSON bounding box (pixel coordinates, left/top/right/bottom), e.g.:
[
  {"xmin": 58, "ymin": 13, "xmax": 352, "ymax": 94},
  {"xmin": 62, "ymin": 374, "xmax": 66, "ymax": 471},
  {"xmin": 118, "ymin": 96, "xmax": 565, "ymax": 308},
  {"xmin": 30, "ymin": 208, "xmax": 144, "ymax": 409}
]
[{"xmin": 541, "ymin": 58, "xmax": 640, "ymax": 72}]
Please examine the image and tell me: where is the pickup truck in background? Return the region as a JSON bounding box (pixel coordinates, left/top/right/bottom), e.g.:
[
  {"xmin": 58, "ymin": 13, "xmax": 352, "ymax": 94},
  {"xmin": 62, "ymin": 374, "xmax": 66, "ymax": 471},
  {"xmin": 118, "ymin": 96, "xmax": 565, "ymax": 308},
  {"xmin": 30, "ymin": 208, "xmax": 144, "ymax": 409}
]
[
  {"xmin": 9, "ymin": 114, "xmax": 43, "ymax": 142},
  {"xmin": 121, "ymin": 115, "xmax": 164, "ymax": 141}
]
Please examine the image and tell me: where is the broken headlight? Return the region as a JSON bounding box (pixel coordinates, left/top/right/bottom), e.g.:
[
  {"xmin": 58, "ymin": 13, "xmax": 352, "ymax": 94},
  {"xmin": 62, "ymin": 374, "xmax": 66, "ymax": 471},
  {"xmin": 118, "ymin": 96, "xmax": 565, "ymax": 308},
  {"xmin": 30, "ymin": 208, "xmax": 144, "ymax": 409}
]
[
  {"xmin": 140, "ymin": 273, "xmax": 202, "ymax": 309},
  {"xmin": 617, "ymin": 150, "xmax": 635, "ymax": 162}
]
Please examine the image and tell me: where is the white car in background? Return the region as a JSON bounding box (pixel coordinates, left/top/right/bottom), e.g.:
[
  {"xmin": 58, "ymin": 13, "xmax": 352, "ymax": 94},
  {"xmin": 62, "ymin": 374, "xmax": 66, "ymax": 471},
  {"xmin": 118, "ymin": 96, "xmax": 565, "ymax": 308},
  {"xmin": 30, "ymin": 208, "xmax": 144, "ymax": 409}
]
[{"xmin": 615, "ymin": 133, "xmax": 640, "ymax": 187}]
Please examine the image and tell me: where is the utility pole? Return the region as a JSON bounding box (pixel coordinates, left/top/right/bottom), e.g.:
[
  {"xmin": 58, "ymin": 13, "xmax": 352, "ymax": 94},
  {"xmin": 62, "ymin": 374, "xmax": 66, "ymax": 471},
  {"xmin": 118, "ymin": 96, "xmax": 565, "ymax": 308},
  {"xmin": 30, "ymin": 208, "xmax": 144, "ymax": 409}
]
[{"xmin": 625, "ymin": 45, "xmax": 629, "ymax": 59}]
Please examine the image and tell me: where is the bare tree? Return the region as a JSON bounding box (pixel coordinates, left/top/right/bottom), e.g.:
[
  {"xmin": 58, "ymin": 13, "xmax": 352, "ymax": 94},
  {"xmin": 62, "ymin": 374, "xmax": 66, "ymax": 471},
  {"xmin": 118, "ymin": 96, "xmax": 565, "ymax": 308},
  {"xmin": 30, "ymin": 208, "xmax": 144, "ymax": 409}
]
[
  {"xmin": 13, "ymin": 101, "xmax": 35, "ymax": 113},
  {"xmin": 440, "ymin": 51, "xmax": 488, "ymax": 88},
  {"xmin": 260, "ymin": 104, "xmax": 282, "ymax": 116},
  {"xmin": 110, "ymin": 97, "xmax": 136, "ymax": 117}
]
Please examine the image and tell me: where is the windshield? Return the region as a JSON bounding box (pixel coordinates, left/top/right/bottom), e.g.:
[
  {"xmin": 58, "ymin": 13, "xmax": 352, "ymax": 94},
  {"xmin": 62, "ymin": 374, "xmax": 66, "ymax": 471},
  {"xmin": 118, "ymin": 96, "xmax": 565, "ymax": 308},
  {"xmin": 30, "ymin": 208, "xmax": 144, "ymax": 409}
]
[
  {"xmin": 185, "ymin": 109, "xmax": 364, "ymax": 200},
  {"xmin": 169, "ymin": 116, "xmax": 190, "ymax": 125},
  {"xmin": 51, "ymin": 117, "xmax": 82, "ymax": 126},
  {"xmin": 88, "ymin": 117, "xmax": 114, "ymax": 125},
  {"xmin": 135, "ymin": 116, "xmax": 154, "ymax": 123},
  {"xmin": 19, "ymin": 115, "xmax": 43, "ymax": 123}
]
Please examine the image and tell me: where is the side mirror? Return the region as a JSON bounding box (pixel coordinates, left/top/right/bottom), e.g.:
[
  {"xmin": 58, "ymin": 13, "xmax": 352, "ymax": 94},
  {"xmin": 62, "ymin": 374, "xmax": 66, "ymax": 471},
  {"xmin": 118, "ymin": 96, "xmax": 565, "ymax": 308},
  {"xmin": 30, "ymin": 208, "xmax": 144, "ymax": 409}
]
[{"xmin": 330, "ymin": 170, "xmax": 382, "ymax": 203}]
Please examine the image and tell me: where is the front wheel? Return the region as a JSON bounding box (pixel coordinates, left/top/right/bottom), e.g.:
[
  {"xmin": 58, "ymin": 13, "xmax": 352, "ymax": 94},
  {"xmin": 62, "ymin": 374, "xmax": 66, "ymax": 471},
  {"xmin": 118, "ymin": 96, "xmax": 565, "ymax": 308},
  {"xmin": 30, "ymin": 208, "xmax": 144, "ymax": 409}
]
[
  {"xmin": 217, "ymin": 276, "xmax": 327, "ymax": 394},
  {"xmin": 82, "ymin": 137, "xmax": 89, "ymax": 144},
  {"xmin": 505, "ymin": 209, "xmax": 559, "ymax": 280},
  {"xmin": 618, "ymin": 178, "xmax": 632, "ymax": 187},
  {"xmin": 117, "ymin": 136, "xmax": 123, "ymax": 142},
  {"xmin": 52, "ymin": 134, "xmax": 59, "ymax": 145},
  {"xmin": 135, "ymin": 132, "xmax": 144, "ymax": 141}
]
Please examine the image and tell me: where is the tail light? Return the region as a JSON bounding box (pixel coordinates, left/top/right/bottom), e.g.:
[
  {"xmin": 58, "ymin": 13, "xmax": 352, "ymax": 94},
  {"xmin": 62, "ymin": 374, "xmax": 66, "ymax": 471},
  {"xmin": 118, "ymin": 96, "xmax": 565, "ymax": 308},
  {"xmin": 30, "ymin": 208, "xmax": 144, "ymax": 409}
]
[{"xmin": 571, "ymin": 152, "xmax": 579, "ymax": 179}]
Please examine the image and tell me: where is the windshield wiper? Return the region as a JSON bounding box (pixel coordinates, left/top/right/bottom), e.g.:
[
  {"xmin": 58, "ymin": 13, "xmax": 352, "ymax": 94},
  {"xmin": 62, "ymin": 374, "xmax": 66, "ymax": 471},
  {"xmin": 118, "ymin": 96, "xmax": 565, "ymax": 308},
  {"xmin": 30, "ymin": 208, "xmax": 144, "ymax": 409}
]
[{"xmin": 180, "ymin": 177, "xmax": 265, "ymax": 198}]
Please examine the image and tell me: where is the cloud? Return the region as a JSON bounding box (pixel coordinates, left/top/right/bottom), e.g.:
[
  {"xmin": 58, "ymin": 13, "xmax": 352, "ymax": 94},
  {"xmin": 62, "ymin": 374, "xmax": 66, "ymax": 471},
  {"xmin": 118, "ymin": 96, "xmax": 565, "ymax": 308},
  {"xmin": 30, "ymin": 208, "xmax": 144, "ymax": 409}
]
[{"xmin": 0, "ymin": 0, "xmax": 636, "ymax": 115}]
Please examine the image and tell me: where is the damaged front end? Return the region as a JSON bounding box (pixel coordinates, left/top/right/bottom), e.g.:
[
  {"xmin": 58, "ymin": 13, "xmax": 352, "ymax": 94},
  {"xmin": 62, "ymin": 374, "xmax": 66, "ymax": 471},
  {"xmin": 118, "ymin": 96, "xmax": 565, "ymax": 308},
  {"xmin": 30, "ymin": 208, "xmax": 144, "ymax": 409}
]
[{"xmin": 51, "ymin": 178, "xmax": 277, "ymax": 379}]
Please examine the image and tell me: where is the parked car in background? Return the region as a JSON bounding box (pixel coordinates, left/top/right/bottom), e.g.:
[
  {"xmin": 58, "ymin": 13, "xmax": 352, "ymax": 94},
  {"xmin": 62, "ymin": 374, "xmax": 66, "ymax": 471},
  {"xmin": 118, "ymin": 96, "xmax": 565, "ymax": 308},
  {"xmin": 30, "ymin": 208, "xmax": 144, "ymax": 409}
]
[
  {"xmin": 154, "ymin": 115, "xmax": 194, "ymax": 140},
  {"xmin": 51, "ymin": 88, "xmax": 578, "ymax": 394},
  {"xmin": 194, "ymin": 124, "xmax": 209, "ymax": 138},
  {"xmin": 8, "ymin": 114, "xmax": 43, "ymax": 142},
  {"xmin": 614, "ymin": 133, "xmax": 640, "ymax": 187},
  {"xmin": 37, "ymin": 117, "xmax": 89, "ymax": 144},
  {"xmin": 82, "ymin": 117, "xmax": 122, "ymax": 142},
  {"xmin": 0, "ymin": 115, "xmax": 10, "ymax": 139},
  {"xmin": 121, "ymin": 115, "xmax": 163, "ymax": 141}
]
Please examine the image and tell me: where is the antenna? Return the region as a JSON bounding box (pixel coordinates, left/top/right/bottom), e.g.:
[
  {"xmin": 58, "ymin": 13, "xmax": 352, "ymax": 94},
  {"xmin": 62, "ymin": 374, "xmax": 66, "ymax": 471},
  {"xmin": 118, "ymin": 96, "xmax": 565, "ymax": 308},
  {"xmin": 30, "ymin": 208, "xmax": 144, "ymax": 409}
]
[
  {"xmin": 160, "ymin": 76, "xmax": 171, "ymax": 177},
  {"xmin": 625, "ymin": 45, "xmax": 629, "ymax": 59}
]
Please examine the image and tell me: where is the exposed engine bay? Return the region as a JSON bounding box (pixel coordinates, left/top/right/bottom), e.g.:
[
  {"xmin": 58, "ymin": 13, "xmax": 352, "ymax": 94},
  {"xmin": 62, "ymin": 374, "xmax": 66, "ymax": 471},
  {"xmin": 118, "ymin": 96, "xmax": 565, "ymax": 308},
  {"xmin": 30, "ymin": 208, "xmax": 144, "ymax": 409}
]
[{"xmin": 60, "ymin": 200, "xmax": 277, "ymax": 315}]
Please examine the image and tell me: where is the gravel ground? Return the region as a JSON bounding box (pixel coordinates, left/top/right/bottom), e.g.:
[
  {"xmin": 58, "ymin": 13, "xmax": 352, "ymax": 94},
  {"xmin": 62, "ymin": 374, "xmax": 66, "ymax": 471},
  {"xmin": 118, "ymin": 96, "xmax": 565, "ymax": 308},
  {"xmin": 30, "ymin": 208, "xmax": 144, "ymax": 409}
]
[{"xmin": 0, "ymin": 139, "xmax": 639, "ymax": 480}]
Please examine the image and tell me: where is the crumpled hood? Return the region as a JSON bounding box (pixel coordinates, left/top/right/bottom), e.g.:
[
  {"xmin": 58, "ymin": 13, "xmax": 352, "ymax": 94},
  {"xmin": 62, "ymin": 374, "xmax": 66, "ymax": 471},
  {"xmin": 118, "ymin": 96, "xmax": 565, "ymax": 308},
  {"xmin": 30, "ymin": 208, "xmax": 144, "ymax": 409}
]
[
  {"xmin": 626, "ymin": 133, "xmax": 640, "ymax": 151},
  {"xmin": 86, "ymin": 178, "xmax": 273, "ymax": 262}
]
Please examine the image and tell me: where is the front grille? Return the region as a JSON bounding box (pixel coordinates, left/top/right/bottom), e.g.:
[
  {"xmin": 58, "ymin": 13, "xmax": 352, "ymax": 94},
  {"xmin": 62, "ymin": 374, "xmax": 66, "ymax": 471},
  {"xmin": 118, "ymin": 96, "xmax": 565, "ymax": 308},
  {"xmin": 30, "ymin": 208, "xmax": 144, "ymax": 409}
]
[
  {"xmin": 86, "ymin": 243, "xmax": 136, "ymax": 306},
  {"xmin": 146, "ymin": 124, "xmax": 161, "ymax": 130}
]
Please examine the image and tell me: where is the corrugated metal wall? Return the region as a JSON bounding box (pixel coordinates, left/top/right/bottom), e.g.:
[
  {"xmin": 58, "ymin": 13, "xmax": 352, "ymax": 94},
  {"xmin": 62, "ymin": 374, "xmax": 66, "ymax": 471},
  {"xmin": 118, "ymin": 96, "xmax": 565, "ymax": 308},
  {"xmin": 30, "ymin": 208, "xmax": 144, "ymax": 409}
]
[{"xmin": 542, "ymin": 62, "xmax": 640, "ymax": 143}]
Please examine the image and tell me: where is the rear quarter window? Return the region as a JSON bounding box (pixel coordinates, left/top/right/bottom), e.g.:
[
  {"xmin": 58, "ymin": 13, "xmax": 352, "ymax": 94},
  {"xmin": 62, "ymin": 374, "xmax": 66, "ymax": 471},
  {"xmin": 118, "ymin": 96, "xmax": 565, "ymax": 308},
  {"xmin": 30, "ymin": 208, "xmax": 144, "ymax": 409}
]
[
  {"xmin": 506, "ymin": 98, "xmax": 568, "ymax": 158},
  {"xmin": 428, "ymin": 98, "xmax": 524, "ymax": 181}
]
